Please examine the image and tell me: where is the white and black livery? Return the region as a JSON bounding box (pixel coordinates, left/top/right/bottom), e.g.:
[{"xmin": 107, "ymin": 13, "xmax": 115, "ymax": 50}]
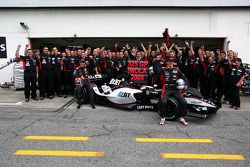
[{"xmin": 84, "ymin": 75, "xmax": 221, "ymax": 119}]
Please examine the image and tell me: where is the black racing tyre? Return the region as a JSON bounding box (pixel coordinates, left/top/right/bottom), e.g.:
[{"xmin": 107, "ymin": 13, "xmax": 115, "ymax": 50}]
[
  {"xmin": 186, "ymin": 87, "xmax": 203, "ymax": 98},
  {"xmin": 165, "ymin": 97, "xmax": 180, "ymax": 120}
]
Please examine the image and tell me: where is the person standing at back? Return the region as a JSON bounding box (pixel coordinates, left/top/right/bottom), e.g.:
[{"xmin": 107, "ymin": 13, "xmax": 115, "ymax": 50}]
[
  {"xmin": 49, "ymin": 47, "xmax": 62, "ymax": 97},
  {"xmin": 62, "ymin": 48, "xmax": 76, "ymax": 98},
  {"xmin": 38, "ymin": 47, "xmax": 51, "ymax": 100}
]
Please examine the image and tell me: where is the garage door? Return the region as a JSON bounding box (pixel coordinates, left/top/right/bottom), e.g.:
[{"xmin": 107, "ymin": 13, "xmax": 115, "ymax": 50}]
[{"xmin": 30, "ymin": 37, "xmax": 225, "ymax": 52}]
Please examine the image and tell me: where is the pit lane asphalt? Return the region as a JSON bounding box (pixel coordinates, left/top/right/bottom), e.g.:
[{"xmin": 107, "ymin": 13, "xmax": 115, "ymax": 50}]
[{"xmin": 0, "ymin": 103, "xmax": 249, "ymax": 167}]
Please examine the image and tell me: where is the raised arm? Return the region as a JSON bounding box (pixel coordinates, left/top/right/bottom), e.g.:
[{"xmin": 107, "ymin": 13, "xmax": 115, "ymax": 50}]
[
  {"xmin": 155, "ymin": 43, "xmax": 160, "ymax": 53},
  {"xmin": 226, "ymin": 40, "xmax": 230, "ymax": 52},
  {"xmin": 101, "ymin": 46, "xmax": 106, "ymax": 57},
  {"xmin": 162, "ymin": 42, "xmax": 169, "ymax": 53},
  {"xmin": 190, "ymin": 41, "xmax": 195, "ymax": 55},
  {"xmin": 168, "ymin": 43, "xmax": 175, "ymax": 52},
  {"xmin": 15, "ymin": 44, "xmax": 21, "ymax": 58},
  {"xmin": 125, "ymin": 43, "xmax": 134, "ymax": 59},
  {"xmin": 174, "ymin": 44, "xmax": 181, "ymax": 57},
  {"xmin": 185, "ymin": 40, "xmax": 190, "ymax": 48},
  {"xmin": 148, "ymin": 42, "xmax": 153, "ymax": 57},
  {"xmin": 24, "ymin": 44, "xmax": 29, "ymax": 56},
  {"xmin": 140, "ymin": 42, "xmax": 148, "ymax": 57}
]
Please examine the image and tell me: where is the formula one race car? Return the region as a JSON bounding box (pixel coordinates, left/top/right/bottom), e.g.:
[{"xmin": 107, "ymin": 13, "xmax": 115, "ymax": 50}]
[{"xmin": 84, "ymin": 76, "xmax": 221, "ymax": 120}]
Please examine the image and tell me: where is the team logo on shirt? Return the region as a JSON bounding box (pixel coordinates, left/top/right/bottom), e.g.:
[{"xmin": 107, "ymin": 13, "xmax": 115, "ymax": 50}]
[{"xmin": 42, "ymin": 59, "xmax": 46, "ymax": 64}]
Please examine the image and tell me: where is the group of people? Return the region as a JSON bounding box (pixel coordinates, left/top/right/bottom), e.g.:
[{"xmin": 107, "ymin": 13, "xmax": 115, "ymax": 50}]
[{"xmin": 15, "ymin": 38, "xmax": 246, "ymax": 125}]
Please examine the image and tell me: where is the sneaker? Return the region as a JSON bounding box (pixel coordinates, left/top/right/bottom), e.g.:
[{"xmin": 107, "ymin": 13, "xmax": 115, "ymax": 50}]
[
  {"xmin": 179, "ymin": 117, "xmax": 188, "ymax": 126},
  {"xmin": 160, "ymin": 118, "xmax": 166, "ymax": 125},
  {"xmin": 49, "ymin": 95, "xmax": 54, "ymax": 99},
  {"xmin": 234, "ymin": 107, "xmax": 239, "ymax": 110},
  {"xmin": 25, "ymin": 98, "xmax": 29, "ymax": 102},
  {"xmin": 91, "ymin": 104, "xmax": 96, "ymax": 109},
  {"xmin": 77, "ymin": 104, "xmax": 82, "ymax": 109},
  {"xmin": 31, "ymin": 97, "xmax": 39, "ymax": 101},
  {"xmin": 40, "ymin": 97, "xmax": 44, "ymax": 100}
]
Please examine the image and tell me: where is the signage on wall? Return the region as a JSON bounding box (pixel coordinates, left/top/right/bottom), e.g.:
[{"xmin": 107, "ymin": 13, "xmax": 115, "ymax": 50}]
[{"xmin": 0, "ymin": 37, "xmax": 7, "ymax": 58}]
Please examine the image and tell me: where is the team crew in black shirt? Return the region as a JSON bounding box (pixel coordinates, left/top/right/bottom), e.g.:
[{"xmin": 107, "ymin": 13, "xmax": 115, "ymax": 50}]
[
  {"xmin": 15, "ymin": 40, "xmax": 246, "ymax": 112},
  {"xmin": 15, "ymin": 45, "xmax": 39, "ymax": 102}
]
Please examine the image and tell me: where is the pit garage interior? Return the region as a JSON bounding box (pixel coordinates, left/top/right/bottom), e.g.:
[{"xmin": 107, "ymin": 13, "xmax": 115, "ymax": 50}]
[{"xmin": 30, "ymin": 37, "xmax": 225, "ymax": 52}]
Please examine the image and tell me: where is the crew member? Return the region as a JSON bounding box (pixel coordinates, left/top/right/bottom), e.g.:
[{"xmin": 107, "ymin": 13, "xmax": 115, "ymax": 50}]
[
  {"xmin": 62, "ymin": 48, "xmax": 76, "ymax": 98},
  {"xmin": 204, "ymin": 56, "xmax": 216, "ymax": 99},
  {"xmin": 38, "ymin": 46, "xmax": 51, "ymax": 100},
  {"xmin": 50, "ymin": 47, "xmax": 62, "ymax": 97},
  {"xmin": 229, "ymin": 58, "xmax": 245, "ymax": 110},
  {"xmin": 15, "ymin": 44, "xmax": 39, "ymax": 102},
  {"xmin": 114, "ymin": 51, "xmax": 129, "ymax": 81},
  {"xmin": 151, "ymin": 53, "xmax": 165, "ymax": 87}
]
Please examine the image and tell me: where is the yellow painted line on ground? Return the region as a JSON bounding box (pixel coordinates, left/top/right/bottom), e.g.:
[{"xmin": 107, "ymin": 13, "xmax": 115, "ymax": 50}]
[
  {"xmin": 161, "ymin": 153, "xmax": 245, "ymax": 160},
  {"xmin": 135, "ymin": 138, "xmax": 213, "ymax": 143},
  {"xmin": 23, "ymin": 136, "xmax": 89, "ymax": 141},
  {"xmin": 14, "ymin": 150, "xmax": 104, "ymax": 157}
]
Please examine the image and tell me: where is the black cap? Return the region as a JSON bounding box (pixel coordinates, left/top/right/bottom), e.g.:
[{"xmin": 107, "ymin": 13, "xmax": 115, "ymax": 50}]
[{"xmin": 167, "ymin": 56, "xmax": 174, "ymax": 62}]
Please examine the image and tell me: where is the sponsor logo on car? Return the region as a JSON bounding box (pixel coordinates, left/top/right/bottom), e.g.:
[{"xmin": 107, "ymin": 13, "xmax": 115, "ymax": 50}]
[
  {"xmin": 136, "ymin": 105, "xmax": 154, "ymax": 110},
  {"xmin": 118, "ymin": 91, "xmax": 131, "ymax": 98}
]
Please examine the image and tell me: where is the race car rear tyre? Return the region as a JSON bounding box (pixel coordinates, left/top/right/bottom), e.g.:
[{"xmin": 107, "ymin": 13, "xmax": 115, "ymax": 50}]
[{"xmin": 165, "ymin": 97, "xmax": 180, "ymax": 120}]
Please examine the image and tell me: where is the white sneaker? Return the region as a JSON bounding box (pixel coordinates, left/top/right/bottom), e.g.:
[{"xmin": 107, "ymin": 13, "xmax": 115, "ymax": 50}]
[
  {"xmin": 160, "ymin": 118, "xmax": 166, "ymax": 125},
  {"xmin": 179, "ymin": 117, "xmax": 188, "ymax": 126}
]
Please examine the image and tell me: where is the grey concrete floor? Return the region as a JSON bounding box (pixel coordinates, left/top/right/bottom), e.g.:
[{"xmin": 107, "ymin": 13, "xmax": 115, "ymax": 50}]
[{"xmin": 0, "ymin": 88, "xmax": 249, "ymax": 167}]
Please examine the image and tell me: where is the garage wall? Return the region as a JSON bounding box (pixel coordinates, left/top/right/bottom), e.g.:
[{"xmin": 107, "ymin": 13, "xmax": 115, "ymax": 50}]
[{"xmin": 0, "ymin": 8, "xmax": 250, "ymax": 82}]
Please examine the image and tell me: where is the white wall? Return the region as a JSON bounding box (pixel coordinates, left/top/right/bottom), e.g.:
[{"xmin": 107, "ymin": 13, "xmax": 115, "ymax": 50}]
[
  {"xmin": 0, "ymin": 8, "xmax": 250, "ymax": 82},
  {"xmin": 1, "ymin": 0, "xmax": 249, "ymax": 7}
]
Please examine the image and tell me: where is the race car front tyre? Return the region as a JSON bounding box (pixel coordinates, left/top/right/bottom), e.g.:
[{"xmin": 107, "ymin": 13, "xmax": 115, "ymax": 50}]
[{"xmin": 157, "ymin": 97, "xmax": 180, "ymax": 121}]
